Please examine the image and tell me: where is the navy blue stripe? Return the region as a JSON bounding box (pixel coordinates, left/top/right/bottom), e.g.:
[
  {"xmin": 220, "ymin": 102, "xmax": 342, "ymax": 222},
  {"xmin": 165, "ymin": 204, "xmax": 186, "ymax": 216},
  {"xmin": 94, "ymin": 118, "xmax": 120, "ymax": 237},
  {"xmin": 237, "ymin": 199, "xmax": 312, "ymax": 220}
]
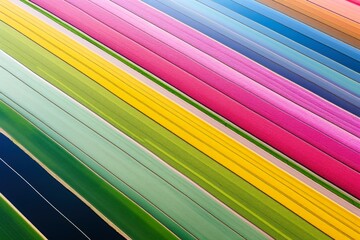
[{"xmin": 0, "ymin": 134, "xmax": 124, "ymax": 240}]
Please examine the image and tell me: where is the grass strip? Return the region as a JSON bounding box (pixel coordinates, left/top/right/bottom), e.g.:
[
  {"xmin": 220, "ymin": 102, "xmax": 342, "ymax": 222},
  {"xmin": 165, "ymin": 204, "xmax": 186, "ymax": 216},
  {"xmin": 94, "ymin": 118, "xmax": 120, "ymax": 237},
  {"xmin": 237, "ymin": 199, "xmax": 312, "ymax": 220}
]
[
  {"xmin": 0, "ymin": 194, "xmax": 44, "ymax": 240},
  {"xmin": 0, "ymin": 51, "xmax": 268, "ymax": 239},
  {"xmin": 0, "ymin": 101, "xmax": 177, "ymax": 240}
]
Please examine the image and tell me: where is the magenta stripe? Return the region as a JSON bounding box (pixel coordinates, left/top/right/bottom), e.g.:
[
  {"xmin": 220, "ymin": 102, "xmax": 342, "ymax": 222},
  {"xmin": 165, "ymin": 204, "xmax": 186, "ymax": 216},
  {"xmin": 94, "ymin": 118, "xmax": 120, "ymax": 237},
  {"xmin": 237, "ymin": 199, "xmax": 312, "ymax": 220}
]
[
  {"xmin": 31, "ymin": 0, "xmax": 360, "ymax": 198},
  {"xmin": 348, "ymin": 0, "xmax": 360, "ymax": 6},
  {"xmin": 66, "ymin": 0, "xmax": 360, "ymax": 171},
  {"xmin": 114, "ymin": 0, "xmax": 360, "ymax": 137}
]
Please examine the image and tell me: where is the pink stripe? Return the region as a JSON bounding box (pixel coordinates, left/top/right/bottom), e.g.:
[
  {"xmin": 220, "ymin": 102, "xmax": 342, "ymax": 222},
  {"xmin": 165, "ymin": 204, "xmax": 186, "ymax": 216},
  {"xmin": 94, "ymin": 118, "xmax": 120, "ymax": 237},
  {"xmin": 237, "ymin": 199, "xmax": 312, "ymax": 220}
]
[
  {"xmin": 67, "ymin": 0, "xmax": 360, "ymax": 170},
  {"xmin": 348, "ymin": 0, "xmax": 360, "ymax": 6},
  {"xmin": 115, "ymin": 0, "xmax": 360, "ymax": 138},
  {"xmin": 31, "ymin": 0, "xmax": 360, "ymax": 198}
]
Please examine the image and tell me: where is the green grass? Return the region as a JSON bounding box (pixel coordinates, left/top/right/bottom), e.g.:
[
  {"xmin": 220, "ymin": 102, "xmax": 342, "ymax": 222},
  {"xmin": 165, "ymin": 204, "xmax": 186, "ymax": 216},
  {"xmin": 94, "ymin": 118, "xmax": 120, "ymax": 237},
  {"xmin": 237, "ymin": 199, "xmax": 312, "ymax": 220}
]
[
  {"xmin": 19, "ymin": 0, "xmax": 359, "ymax": 207},
  {"xmin": 0, "ymin": 21, "xmax": 332, "ymax": 240},
  {"xmin": 0, "ymin": 195, "xmax": 43, "ymax": 240},
  {"xmin": 0, "ymin": 101, "xmax": 177, "ymax": 240},
  {"xmin": 1, "ymin": 51, "xmax": 269, "ymax": 239}
]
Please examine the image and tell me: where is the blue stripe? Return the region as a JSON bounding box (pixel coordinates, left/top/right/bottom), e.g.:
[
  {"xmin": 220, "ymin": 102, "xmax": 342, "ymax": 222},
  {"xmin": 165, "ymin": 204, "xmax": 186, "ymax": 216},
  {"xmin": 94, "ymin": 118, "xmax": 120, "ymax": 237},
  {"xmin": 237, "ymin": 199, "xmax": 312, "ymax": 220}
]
[
  {"xmin": 204, "ymin": 0, "xmax": 360, "ymax": 80},
  {"xmin": 143, "ymin": 0, "xmax": 360, "ymax": 116},
  {"xmin": 157, "ymin": 0, "xmax": 360, "ymax": 97}
]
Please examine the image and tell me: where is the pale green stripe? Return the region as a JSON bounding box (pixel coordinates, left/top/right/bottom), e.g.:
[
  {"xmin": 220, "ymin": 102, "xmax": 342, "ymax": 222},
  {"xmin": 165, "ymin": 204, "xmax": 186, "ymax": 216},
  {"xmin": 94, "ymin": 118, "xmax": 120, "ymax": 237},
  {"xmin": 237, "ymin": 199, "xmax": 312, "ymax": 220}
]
[{"xmin": 0, "ymin": 51, "xmax": 265, "ymax": 239}]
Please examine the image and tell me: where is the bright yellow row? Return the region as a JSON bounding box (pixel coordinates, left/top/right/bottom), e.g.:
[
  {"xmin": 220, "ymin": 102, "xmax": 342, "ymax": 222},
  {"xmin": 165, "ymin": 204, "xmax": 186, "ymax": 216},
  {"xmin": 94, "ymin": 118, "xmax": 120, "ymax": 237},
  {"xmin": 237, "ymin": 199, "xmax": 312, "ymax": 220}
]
[{"xmin": 0, "ymin": 0, "xmax": 358, "ymax": 238}]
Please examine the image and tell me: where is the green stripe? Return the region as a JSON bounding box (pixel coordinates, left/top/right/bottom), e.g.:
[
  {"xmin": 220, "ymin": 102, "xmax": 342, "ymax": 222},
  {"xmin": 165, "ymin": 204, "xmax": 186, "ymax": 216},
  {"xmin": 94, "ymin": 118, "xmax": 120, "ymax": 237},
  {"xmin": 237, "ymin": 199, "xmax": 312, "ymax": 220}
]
[
  {"xmin": 0, "ymin": 195, "xmax": 43, "ymax": 240},
  {"xmin": 1, "ymin": 51, "xmax": 267, "ymax": 239},
  {"xmin": 0, "ymin": 102, "xmax": 177, "ymax": 240}
]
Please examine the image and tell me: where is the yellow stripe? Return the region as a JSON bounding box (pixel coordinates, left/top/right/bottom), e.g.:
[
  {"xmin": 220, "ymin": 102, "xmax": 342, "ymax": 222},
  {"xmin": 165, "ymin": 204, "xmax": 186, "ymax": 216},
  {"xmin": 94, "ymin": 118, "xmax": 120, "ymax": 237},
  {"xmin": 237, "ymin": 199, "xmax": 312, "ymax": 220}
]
[{"xmin": 1, "ymin": 1, "xmax": 359, "ymax": 238}]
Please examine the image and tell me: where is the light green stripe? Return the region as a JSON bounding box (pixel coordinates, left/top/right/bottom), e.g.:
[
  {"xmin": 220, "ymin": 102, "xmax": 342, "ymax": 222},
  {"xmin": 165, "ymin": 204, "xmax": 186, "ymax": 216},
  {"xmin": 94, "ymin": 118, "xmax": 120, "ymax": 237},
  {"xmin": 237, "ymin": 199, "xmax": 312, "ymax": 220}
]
[
  {"xmin": 0, "ymin": 52, "xmax": 266, "ymax": 239},
  {"xmin": 0, "ymin": 98, "xmax": 178, "ymax": 239}
]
